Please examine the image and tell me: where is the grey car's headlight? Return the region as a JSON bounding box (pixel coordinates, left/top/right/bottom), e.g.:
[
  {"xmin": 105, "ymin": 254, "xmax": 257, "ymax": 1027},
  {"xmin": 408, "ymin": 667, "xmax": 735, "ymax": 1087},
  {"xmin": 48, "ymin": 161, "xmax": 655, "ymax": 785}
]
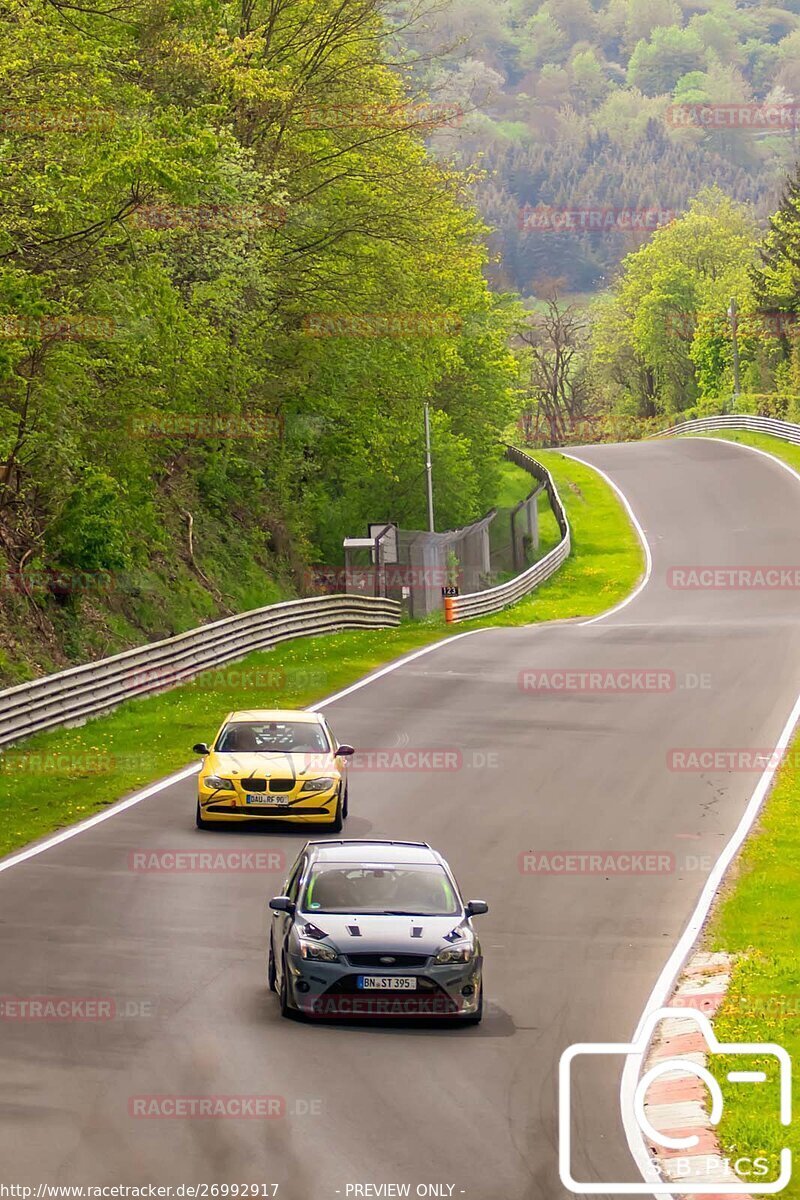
[
  {"xmin": 434, "ymin": 944, "xmax": 475, "ymax": 964},
  {"xmin": 300, "ymin": 776, "xmax": 337, "ymax": 793},
  {"xmin": 299, "ymin": 940, "xmax": 340, "ymax": 962},
  {"xmin": 203, "ymin": 776, "xmax": 237, "ymax": 791}
]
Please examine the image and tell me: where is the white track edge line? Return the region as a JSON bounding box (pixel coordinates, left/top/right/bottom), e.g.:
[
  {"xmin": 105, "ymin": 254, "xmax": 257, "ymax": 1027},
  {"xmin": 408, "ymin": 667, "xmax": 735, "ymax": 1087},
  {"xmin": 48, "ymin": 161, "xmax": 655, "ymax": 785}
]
[
  {"xmin": 560, "ymin": 451, "xmax": 653, "ymax": 626},
  {"xmin": 0, "ymin": 630, "xmax": 488, "ymax": 874},
  {"xmin": 620, "ymin": 432, "xmax": 800, "ymax": 1197},
  {"xmin": 0, "ymin": 450, "xmax": 657, "ymax": 875},
  {"xmin": 0, "ymin": 764, "xmax": 199, "ymax": 875}
]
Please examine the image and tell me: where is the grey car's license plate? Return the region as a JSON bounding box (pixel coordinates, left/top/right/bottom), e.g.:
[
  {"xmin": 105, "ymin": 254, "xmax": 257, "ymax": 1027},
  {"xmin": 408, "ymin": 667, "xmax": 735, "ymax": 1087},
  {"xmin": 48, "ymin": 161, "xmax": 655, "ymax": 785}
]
[
  {"xmin": 246, "ymin": 795, "xmax": 289, "ymax": 806},
  {"xmin": 357, "ymin": 976, "xmax": 417, "ymax": 990}
]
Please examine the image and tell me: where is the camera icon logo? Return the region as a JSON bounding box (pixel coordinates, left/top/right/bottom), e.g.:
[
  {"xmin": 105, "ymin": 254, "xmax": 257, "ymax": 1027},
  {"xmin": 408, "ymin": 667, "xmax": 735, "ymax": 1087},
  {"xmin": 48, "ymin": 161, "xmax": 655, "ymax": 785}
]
[{"xmin": 559, "ymin": 1006, "xmax": 792, "ymax": 1194}]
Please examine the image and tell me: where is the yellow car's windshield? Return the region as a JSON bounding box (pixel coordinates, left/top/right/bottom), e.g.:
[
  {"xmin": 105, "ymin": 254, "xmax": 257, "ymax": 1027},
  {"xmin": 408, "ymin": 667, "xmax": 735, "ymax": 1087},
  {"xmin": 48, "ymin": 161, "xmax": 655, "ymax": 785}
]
[{"xmin": 217, "ymin": 721, "xmax": 329, "ymax": 754}]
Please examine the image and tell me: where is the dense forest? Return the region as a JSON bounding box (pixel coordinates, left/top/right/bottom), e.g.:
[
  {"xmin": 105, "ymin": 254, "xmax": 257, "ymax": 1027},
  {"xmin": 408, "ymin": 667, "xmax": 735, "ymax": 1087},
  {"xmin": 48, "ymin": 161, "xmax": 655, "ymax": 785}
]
[
  {"xmin": 7, "ymin": 0, "xmax": 800, "ymax": 682},
  {"xmin": 0, "ymin": 0, "xmax": 520, "ymax": 680},
  {"xmin": 409, "ymin": 0, "xmax": 800, "ymax": 291}
]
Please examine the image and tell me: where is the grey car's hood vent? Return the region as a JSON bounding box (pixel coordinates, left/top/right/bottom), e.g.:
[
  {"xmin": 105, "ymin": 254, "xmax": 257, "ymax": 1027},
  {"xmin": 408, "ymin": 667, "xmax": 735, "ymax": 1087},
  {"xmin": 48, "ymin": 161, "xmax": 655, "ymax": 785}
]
[
  {"xmin": 301, "ymin": 921, "xmax": 329, "ymax": 940},
  {"xmin": 304, "ymin": 913, "xmax": 463, "ymax": 955}
]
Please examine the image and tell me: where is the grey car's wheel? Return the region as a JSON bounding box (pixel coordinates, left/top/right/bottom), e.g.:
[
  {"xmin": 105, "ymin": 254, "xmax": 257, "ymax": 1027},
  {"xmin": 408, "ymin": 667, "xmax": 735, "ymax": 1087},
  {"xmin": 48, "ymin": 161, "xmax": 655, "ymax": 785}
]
[
  {"xmin": 195, "ymin": 801, "xmax": 211, "ymax": 830},
  {"xmin": 279, "ymin": 955, "xmax": 294, "ymax": 1018},
  {"xmin": 267, "ymin": 940, "xmax": 277, "ymax": 992}
]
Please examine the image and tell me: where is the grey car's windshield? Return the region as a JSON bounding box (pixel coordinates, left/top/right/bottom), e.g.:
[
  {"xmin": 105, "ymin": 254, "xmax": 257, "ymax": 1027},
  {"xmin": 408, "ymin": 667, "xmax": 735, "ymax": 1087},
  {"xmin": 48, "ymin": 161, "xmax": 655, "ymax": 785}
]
[
  {"xmin": 216, "ymin": 721, "xmax": 329, "ymax": 754},
  {"xmin": 301, "ymin": 864, "xmax": 459, "ymax": 916}
]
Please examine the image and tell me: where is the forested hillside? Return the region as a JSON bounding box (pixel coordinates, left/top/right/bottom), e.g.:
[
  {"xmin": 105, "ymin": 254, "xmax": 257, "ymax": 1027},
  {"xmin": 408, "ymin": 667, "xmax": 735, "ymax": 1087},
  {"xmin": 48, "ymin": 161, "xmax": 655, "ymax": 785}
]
[
  {"xmin": 408, "ymin": 0, "xmax": 800, "ymax": 291},
  {"xmin": 0, "ymin": 0, "xmax": 519, "ymax": 682}
]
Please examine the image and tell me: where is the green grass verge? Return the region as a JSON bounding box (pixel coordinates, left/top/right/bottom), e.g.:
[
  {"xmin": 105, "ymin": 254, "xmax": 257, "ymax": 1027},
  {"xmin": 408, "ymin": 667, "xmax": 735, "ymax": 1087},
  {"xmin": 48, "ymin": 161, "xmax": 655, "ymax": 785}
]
[
  {"xmin": 677, "ymin": 429, "xmax": 800, "ymax": 1189},
  {"xmin": 0, "ymin": 449, "xmax": 644, "ymax": 858}
]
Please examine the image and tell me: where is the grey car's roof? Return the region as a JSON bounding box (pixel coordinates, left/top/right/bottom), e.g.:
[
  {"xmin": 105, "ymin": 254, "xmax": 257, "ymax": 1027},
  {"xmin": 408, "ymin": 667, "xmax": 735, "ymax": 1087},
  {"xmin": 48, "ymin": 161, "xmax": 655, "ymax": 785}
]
[{"xmin": 304, "ymin": 839, "xmax": 441, "ymax": 865}]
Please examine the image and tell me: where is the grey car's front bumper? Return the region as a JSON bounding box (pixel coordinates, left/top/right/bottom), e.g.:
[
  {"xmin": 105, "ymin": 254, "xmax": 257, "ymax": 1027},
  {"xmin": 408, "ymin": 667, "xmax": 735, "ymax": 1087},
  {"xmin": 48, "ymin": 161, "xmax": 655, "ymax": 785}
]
[{"xmin": 284, "ymin": 953, "xmax": 483, "ymax": 1019}]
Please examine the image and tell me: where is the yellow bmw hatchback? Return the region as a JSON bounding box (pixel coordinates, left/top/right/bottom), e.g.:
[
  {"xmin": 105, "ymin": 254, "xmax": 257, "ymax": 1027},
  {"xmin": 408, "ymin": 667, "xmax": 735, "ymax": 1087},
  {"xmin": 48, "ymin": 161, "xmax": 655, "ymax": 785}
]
[{"xmin": 194, "ymin": 709, "xmax": 354, "ymax": 831}]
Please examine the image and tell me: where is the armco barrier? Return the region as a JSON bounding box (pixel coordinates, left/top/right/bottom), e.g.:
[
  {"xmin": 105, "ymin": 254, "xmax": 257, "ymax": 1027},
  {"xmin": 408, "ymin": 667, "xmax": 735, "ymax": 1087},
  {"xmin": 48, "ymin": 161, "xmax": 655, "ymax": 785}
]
[
  {"xmin": 0, "ymin": 594, "xmax": 400, "ymax": 749},
  {"xmin": 448, "ymin": 447, "xmax": 571, "ymax": 621},
  {"xmin": 652, "ymin": 413, "xmax": 800, "ymax": 444}
]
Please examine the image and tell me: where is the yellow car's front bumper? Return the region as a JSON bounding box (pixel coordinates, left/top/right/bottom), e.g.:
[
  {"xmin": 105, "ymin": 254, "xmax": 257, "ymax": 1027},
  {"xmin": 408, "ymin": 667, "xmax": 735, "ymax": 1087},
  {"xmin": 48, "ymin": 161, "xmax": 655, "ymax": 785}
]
[{"xmin": 198, "ymin": 785, "xmax": 341, "ymax": 824}]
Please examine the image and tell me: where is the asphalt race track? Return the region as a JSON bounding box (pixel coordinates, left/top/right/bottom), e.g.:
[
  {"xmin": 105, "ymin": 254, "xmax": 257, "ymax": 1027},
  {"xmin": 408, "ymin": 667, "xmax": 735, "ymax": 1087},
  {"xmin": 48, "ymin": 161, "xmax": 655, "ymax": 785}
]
[{"xmin": 2, "ymin": 437, "xmax": 799, "ymax": 1199}]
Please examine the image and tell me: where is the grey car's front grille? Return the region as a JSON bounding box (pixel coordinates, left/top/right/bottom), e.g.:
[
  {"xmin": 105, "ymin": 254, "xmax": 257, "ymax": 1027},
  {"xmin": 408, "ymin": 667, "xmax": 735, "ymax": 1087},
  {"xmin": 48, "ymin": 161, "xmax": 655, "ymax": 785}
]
[{"xmin": 346, "ymin": 953, "xmax": 429, "ymax": 968}]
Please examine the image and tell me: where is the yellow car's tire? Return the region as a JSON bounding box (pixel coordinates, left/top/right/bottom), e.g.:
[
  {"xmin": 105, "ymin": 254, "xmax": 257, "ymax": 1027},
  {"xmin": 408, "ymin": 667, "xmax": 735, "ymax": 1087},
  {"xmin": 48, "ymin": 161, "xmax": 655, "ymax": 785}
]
[
  {"xmin": 330, "ymin": 791, "xmax": 344, "ymax": 833},
  {"xmin": 195, "ymin": 801, "xmax": 213, "ymax": 830}
]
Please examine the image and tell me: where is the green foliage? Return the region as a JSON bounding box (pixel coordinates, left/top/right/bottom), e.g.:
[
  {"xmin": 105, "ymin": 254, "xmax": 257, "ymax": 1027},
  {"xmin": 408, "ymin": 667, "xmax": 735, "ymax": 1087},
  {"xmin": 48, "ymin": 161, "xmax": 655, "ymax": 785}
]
[
  {"xmin": 588, "ymin": 189, "xmax": 761, "ymax": 415},
  {"xmin": 408, "ymin": 0, "xmax": 799, "ymax": 293},
  {"xmin": 0, "ymin": 0, "xmax": 520, "ymax": 677},
  {"xmin": 45, "ymin": 472, "xmax": 133, "ymax": 573},
  {"xmin": 627, "ymin": 26, "xmax": 707, "ymax": 94}
]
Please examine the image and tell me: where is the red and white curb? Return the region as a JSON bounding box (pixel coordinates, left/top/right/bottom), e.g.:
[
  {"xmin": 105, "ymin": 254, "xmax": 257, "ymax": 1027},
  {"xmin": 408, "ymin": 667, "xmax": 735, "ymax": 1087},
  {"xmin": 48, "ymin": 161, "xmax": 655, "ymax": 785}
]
[{"xmin": 641, "ymin": 950, "xmax": 751, "ymax": 1198}]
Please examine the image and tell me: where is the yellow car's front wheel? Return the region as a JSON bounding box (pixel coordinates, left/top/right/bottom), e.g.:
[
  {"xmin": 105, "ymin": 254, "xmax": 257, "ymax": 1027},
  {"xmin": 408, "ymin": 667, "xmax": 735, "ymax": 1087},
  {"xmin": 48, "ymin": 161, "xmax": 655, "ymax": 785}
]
[
  {"xmin": 330, "ymin": 789, "xmax": 344, "ymax": 833},
  {"xmin": 196, "ymin": 801, "xmax": 214, "ymax": 830}
]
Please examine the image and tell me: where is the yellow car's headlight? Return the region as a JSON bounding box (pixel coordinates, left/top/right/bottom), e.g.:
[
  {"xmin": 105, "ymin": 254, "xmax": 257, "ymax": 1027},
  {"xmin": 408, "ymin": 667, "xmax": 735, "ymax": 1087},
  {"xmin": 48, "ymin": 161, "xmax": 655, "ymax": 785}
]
[
  {"xmin": 203, "ymin": 775, "xmax": 237, "ymax": 791},
  {"xmin": 300, "ymin": 776, "xmax": 337, "ymax": 793}
]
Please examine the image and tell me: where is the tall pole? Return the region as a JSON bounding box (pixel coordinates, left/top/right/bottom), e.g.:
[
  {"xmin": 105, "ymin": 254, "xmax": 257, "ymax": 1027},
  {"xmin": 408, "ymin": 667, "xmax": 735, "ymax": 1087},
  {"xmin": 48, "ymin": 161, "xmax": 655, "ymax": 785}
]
[
  {"xmin": 424, "ymin": 401, "xmax": 435, "ymax": 533},
  {"xmin": 728, "ymin": 296, "xmax": 741, "ymax": 408}
]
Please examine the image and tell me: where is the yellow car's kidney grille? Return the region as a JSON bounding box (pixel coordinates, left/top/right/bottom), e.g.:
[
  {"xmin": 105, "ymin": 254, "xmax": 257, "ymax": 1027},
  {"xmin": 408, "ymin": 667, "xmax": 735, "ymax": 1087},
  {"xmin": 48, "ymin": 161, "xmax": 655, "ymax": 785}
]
[{"xmin": 242, "ymin": 778, "xmax": 267, "ymax": 792}]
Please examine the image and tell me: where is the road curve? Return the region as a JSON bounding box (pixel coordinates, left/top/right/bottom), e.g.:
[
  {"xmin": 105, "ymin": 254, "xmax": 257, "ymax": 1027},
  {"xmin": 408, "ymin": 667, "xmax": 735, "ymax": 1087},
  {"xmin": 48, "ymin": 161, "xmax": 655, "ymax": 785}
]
[{"xmin": 1, "ymin": 437, "xmax": 799, "ymax": 1199}]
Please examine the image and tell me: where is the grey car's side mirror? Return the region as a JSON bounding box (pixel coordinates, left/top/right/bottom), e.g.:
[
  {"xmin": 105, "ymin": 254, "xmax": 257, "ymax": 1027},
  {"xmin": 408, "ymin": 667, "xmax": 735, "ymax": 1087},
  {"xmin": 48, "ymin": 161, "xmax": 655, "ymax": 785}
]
[
  {"xmin": 193, "ymin": 742, "xmax": 210, "ymax": 755},
  {"xmin": 336, "ymin": 744, "xmax": 355, "ymax": 756},
  {"xmin": 465, "ymin": 900, "xmax": 489, "ymax": 917},
  {"xmin": 269, "ymin": 896, "xmax": 296, "ymax": 915}
]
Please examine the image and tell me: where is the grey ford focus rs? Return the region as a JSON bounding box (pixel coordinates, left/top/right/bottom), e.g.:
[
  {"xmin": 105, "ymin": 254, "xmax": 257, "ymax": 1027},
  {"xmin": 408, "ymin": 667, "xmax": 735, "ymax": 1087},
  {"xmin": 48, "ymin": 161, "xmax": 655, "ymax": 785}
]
[{"xmin": 267, "ymin": 839, "xmax": 488, "ymax": 1023}]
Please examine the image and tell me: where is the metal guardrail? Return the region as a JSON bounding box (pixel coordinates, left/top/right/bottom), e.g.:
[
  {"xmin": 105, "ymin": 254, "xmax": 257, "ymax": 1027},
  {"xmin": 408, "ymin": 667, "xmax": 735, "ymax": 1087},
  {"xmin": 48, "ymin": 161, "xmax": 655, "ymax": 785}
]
[
  {"xmin": 651, "ymin": 413, "xmax": 800, "ymax": 445},
  {"xmin": 0, "ymin": 594, "xmax": 400, "ymax": 749},
  {"xmin": 448, "ymin": 446, "xmax": 571, "ymax": 622}
]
